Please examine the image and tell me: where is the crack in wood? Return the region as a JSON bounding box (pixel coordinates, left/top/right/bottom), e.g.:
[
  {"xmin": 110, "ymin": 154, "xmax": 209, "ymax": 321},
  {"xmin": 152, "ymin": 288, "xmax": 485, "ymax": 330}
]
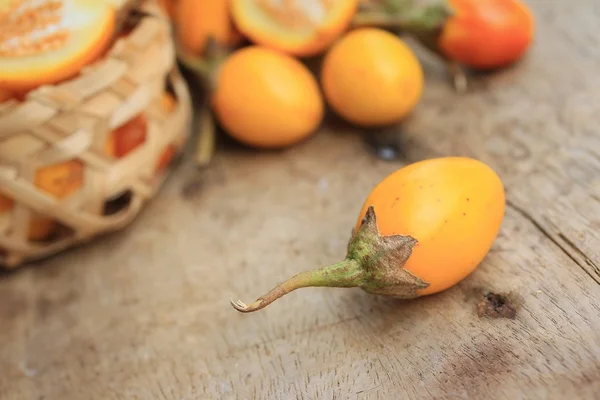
[
  {"xmin": 557, "ymin": 232, "xmax": 600, "ymax": 279},
  {"xmin": 506, "ymin": 200, "xmax": 600, "ymax": 285}
]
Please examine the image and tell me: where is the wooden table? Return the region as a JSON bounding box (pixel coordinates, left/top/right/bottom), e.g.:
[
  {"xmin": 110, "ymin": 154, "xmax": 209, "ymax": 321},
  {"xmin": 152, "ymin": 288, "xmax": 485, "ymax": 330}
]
[{"xmin": 2, "ymin": 1, "xmax": 599, "ymax": 398}]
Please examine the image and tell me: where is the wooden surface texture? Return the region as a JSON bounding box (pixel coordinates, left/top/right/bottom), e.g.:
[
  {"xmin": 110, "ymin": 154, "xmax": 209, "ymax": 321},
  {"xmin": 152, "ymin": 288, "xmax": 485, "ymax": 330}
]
[{"xmin": 1, "ymin": 1, "xmax": 599, "ymax": 399}]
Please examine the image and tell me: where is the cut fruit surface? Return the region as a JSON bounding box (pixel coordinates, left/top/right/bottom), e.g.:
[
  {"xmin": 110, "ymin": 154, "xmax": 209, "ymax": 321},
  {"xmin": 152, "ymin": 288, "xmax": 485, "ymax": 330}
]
[
  {"xmin": 0, "ymin": 160, "xmax": 85, "ymax": 241},
  {"xmin": 157, "ymin": 0, "xmax": 175, "ymax": 19},
  {"xmin": 231, "ymin": 0, "xmax": 358, "ymax": 57},
  {"xmin": 0, "ymin": 0, "xmax": 116, "ymax": 91},
  {"xmin": 105, "ymin": 113, "xmax": 148, "ymax": 158},
  {"xmin": 0, "ymin": 88, "xmax": 14, "ymax": 102},
  {"xmin": 161, "ymin": 91, "xmax": 176, "ymax": 113},
  {"xmin": 155, "ymin": 145, "xmax": 175, "ymax": 172},
  {"xmin": 0, "ymin": 194, "xmax": 13, "ymax": 213},
  {"xmin": 35, "ymin": 159, "xmax": 84, "ymax": 199},
  {"xmin": 29, "ymin": 159, "xmax": 84, "ymax": 241}
]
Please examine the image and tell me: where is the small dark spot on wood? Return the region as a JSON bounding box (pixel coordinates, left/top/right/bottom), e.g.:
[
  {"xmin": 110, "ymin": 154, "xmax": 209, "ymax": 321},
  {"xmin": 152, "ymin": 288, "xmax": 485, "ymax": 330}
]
[
  {"xmin": 36, "ymin": 290, "xmax": 79, "ymax": 320},
  {"xmin": 0, "ymin": 288, "xmax": 28, "ymax": 320},
  {"xmin": 463, "ymin": 212, "xmax": 466, "ymax": 216},
  {"xmin": 476, "ymin": 292, "xmax": 518, "ymax": 319},
  {"xmin": 181, "ymin": 179, "xmax": 204, "ymax": 199},
  {"xmin": 395, "ymin": 197, "xmax": 399, "ymax": 201},
  {"xmin": 466, "ymin": 198, "xmax": 470, "ymax": 202},
  {"xmin": 419, "ymin": 185, "xmax": 423, "ymax": 189}
]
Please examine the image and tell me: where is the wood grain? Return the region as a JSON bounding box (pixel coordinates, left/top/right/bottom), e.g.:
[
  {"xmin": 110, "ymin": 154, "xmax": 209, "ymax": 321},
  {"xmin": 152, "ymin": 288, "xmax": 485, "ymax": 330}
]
[{"xmin": 1, "ymin": 0, "xmax": 599, "ymax": 399}]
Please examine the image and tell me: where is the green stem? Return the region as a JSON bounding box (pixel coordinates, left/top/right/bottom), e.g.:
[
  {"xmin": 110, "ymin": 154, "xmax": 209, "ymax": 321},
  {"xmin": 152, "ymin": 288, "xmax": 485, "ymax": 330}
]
[
  {"xmin": 446, "ymin": 60, "xmax": 468, "ymax": 93},
  {"xmin": 230, "ymin": 259, "xmax": 364, "ymax": 313},
  {"xmin": 175, "ymin": 36, "xmax": 229, "ymax": 94},
  {"xmin": 376, "ymin": 0, "xmax": 415, "ymax": 14},
  {"xmin": 175, "ymin": 36, "xmax": 231, "ymax": 167},
  {"xmin": 176, "ymin": 47, "xmax": 211, "ymax": 76},
  {"xmin": 195, "ymin": 106, "xmax": 216, "ymax": 168},
  {"xmin": 351, "ymin": 11, "xmax": 411, "ymax": 29},
  {"xmin": 351, "ymin": 3, "xmax": 452, "ymax": 32},
  {"xmin": 230, "ymin": 206, "xmax": 427, "ymax": 314}
]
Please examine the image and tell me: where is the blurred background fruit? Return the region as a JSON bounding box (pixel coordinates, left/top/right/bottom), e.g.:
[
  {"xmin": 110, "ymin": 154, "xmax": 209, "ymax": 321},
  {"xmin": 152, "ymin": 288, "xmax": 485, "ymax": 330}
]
[
  {"xmin": 321, "ymin": 27, "xmax": 423, "ymax": 127},
  {"xmin": 350, "ymin": 0, "xmax": 535, "ymax": 91},
  {"xmin": 439, "ymin": 0, "xmax": 535, "ymax": 70},
  {"xmin": 152, "ymin": 0, "xmax": 537, "ymax": 151},
  {"xmin": 211, "ymin": 46, "xmax": 324, "ymax": 149},
  {"xmin": 173, "ymin": 0, "xmax": 243, "ymax": 57}
]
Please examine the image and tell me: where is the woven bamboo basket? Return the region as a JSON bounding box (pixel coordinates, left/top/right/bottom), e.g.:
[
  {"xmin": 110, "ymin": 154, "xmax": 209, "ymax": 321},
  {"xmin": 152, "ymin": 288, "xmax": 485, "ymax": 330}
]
[{"xmin": 0, "ymin": 1, "xmax": 192, "ymax": 269}]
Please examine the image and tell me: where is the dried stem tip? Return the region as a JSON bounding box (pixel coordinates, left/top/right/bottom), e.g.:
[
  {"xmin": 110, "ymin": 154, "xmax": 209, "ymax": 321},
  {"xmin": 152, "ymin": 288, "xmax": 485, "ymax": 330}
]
[{"xmin": 230, "ymin": 206, "xmax": 430, "ymax": 313}]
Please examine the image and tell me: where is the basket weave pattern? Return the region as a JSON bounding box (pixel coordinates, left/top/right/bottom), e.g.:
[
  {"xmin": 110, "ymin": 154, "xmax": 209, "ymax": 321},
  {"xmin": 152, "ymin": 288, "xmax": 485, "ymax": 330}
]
[{"xmin": 0, "ymin": 4, "xmax": 192, "ymax": 268}]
